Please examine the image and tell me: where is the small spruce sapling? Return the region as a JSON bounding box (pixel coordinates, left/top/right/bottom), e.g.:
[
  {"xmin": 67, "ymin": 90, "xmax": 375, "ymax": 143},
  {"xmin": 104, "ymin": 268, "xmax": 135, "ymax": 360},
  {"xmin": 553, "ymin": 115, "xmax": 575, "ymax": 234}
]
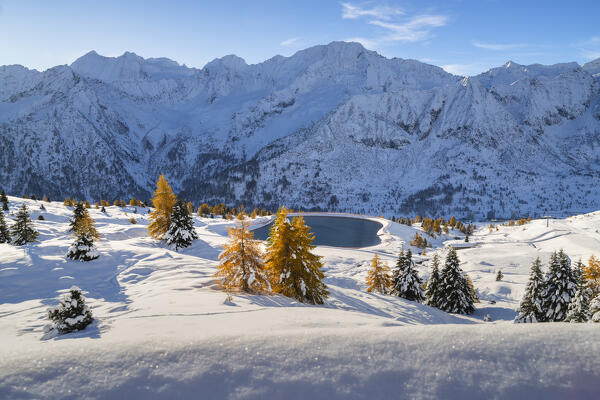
[
  {"xmin": 46, "ymin": 286, "xmax": 93, "ymax": 334},
  {"xmin": 10, "ymin": 203, "xmax": 39, "ymax": 245},
  {"xmin": 496, "ymin": 270, "xmax": 503, "ymax": 281},
  {"xmin": 164, "ymin": 199, "xmax": 198, "ymax": 250}
]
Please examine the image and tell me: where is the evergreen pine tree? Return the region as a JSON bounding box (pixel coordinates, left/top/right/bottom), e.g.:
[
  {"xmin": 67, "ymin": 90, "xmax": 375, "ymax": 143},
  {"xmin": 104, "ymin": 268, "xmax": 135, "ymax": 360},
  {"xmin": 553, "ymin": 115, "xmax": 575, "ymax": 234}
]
[
  {"xmin": 0, "ymin": 210, "xmax": 10, "ymax": 243},
  {"xmin": 590, "ymin": 294, "xmax": 600, "ymax": 323},
  {"xmin": 438, "ymin": 248, "xmax": 475, "ymax": 314},
  {"xmin": 68, "ymin": 203, "xmax": 87, "ymax": 233},
  {"xmin": 496, "ymin": 270, "xmax": 503, "ymax": 281},
  {"xmin": 66, "ymin": 215, "xmax": 100, "ymax": 261},
  {"xmin": 1, "ymin": 190, "xmax": 8, "ymax": 211},
  {"xmin": 164, "ymin": 200, "xmax": 198, "ymax": 250},
  {"xmin": 148, "ymin": 174, "xmax": 177, "ymax": 239},
  {"xmin": 366, "ymin": 254, "xmax": 393, "ymax": 294},
  {"xmin": 10, "ymin": 203, "xmax": 39, "ymax": 245},
  {"xmin": 565, "ymin": 260, "xmax": 592, "ymax": 323},
  {"xmin": 425, "ymin": 254, "xmax": 443, "ymax": 308},
  {"xmin": 215, "ymin": 220, "xmax": 269, "ymax": 293},
  {"xmin": 265, "ymin": 208, "xmax": 329, "ymax": 304},
  {"xmin": 46, "ymin": 286, "xmax": 93, "ymax": 334},
  {"xmin": 515, "ymin": 257, "xmax": 546, "ymax": 323},
  {"xmin": 392, "ymin": 250, "xmax": 406, "ymax": 291},
  {"xmin": 541, "ymin": 250, "xmax": 577, "ymax": 322},
  {"xmin": 394, "ymin": 248, "xmax": 424, "ymax": 302}
]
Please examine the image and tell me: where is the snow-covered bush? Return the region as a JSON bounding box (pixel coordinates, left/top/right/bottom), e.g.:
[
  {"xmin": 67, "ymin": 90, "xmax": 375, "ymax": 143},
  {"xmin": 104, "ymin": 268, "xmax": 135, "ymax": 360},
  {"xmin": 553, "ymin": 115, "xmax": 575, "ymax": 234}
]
[
  {"xmin": 590, "ymin": 295, "xmax": 600, "ymax": 323},
  {"xmin": 66, "ymin": 232, "xmax": 99, "ymax": 261},
  {"xmin": 46, "ymin": 286, "xmax": 94, "ymax": 334}
]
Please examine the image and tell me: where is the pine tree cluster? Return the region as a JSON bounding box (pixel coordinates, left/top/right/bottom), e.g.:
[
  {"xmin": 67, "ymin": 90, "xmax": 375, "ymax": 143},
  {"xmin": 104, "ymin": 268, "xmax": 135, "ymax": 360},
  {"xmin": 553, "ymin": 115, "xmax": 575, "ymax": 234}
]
[
  {"xmin": 215, "ymin": 207, "xmax": 328, "ymax": 305},
  {"xmin": 516, "ymin": 250, "xmax": 595, "ymax": 323}
]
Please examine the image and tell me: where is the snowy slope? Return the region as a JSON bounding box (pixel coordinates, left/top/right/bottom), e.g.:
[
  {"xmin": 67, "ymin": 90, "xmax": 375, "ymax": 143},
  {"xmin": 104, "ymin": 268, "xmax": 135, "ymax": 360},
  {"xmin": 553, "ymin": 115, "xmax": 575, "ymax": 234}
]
[
  {"xmin": 1, "ymin": 42, "xmax": 600, "ymax": 218},
  {"xmin": 1, "ymin": 197, "xmax": 600, "ymax": 398}
]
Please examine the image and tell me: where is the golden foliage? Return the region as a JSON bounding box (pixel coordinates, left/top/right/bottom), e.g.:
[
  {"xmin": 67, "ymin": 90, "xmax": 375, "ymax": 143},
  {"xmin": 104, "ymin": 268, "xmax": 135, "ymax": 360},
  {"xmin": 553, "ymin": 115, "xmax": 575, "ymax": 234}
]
[
  {"xmin": 585, "ymin": 255, "xmax": 600, "ymax": 297},
  {"xmin": 264, "ymin": 207, "xmax": 329, "ymax": 304},
  {"xmin": 74, "ymin": 212, "xmax": 100, "ymax": 240},
  {"xmin": 147, "ymin": 174, "xmax": 177, "ymax": 239},
  {"xmin": 215, "ymin": 220, "xmax": 270, "ymax": 293},
  {"xmin": 365, "ymin": 254, "xmax": 393, "ymax": 294},
  {"xmin": 410, "ymin": 232, "xmax": 427, "ymax": 248}
]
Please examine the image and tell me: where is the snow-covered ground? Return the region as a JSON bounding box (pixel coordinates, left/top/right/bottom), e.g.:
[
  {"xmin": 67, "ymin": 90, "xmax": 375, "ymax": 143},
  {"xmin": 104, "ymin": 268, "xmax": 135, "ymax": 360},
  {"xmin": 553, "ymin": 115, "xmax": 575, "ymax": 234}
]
[{"xmin": 1, "ymin": 196, "xmax": 599, "ymax": 399}]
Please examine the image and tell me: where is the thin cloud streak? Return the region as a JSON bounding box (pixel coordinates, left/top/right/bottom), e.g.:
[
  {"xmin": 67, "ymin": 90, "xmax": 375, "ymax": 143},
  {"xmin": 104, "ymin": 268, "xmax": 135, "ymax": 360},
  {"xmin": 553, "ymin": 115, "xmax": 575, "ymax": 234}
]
[
  {"xmin": 371, "ymin": 15, "xmax": 449, "ymax": 42},
  {"xmin": 280, "ymin": 37, "xmax": 300, "ymax": 47},
  {"xmin": 341, "ymin": 2, "xmax": 404, "ymax": 21},
  {"xmin": 472, "ymin": 40, "xmax": 527, "ymax": 51}
]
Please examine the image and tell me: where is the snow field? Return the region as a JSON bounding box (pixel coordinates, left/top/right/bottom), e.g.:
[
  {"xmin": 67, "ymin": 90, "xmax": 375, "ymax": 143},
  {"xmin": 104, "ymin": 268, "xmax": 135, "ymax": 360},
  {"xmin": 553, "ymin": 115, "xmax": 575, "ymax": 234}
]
[{"xmin": 1, "ymin": 196, "xmax": 600, "ymax": 398}]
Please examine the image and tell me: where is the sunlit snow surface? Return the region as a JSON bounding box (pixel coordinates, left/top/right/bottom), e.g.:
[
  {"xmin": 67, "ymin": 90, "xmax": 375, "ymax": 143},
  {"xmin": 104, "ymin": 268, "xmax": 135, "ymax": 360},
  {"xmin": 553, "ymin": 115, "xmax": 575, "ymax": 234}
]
[{"xmin": 1, "ymin": 196, "xmax": 599, "ymax": 399}]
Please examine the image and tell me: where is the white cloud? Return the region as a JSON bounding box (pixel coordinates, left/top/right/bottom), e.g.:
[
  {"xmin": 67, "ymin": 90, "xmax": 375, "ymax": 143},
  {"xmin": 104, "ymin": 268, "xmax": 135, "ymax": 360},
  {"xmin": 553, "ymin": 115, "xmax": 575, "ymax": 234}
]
[
  {"xmin": 340, "ymin": 3, "xmax": 448, "ymax": 48},
  {"xmin": 441, "ymin": 63, "xmax": 488, "ymax": 77},
  {"xmin": 370, "ymin": 15, "xmax": 449, "ymax": 43},
  {"xmin": 345, "ymin": 37, "xmax": 379, "ymax": 49},
  {"xmin": 341, "ymin": 2, "xmax": 403, "ymax": 20},
  {"xmin": 280, "ymin": 37, "xmax": 300, "ymax": 47},
  {"xmin": 573, "ymin": 36, "xmax": 600, "ymax": 60},
  {"xmin": 472, "ymin": 40, "xmax": 527, "ymax": 51}
]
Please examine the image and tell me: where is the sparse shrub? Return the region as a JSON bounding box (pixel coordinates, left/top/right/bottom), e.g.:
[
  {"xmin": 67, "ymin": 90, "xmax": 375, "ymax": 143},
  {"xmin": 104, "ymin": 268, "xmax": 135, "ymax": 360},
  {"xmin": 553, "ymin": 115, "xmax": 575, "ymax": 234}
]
[
  {"xmin": 129, "ymin": 217, "xmax": 137, "ymax": 224},
  {"xmin": 37, "ymin": 215, "xmax": 45, "ymax": 221}
]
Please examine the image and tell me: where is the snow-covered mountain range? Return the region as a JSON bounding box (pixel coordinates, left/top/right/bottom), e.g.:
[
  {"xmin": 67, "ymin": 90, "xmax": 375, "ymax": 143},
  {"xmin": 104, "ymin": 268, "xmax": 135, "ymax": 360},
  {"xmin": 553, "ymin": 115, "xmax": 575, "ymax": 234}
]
[{"xmin": 1, "ymin": 41, "xmax": 599, "ymax": 218}]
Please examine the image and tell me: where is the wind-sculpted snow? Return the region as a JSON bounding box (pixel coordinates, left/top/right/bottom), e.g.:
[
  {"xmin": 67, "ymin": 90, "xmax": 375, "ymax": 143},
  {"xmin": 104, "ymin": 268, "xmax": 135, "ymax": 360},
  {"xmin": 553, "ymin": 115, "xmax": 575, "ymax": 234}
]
[{"xmin": 1, "ymin": 41, "xmax": 599, "ymax": 218}]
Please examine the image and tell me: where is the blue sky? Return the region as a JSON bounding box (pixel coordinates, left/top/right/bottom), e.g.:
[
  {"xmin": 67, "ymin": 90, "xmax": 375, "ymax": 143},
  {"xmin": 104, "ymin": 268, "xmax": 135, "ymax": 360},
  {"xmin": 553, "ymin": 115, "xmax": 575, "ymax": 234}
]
[{"xmin": 1, "ymin": 0, "xmax": 599, "ymax": 76}]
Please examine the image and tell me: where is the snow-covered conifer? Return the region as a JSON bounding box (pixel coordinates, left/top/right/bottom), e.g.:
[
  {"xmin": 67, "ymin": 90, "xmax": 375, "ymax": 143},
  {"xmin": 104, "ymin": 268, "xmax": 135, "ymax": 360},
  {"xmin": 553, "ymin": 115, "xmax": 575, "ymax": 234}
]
[
  {"xmin": 425, "ymin": 254, "xmax": 443, "ymax": 307},
  {"xmin": 392, "ymin": 250, "xmax": 406, "ymax": 290},
  {"xmin": 541, "ymin": 250, "xmax": 577, "ymax": 321},
  {"xmin": 394, "ymin": 249, "xmax": 424, "ymax": 302},
  {"xmin": 164, "ymin": 199, "xmax": 198, "ymax": 250},
  {"xmin": 10, "ymin": 203, "xmax": 39, "ymax": 245},
  {"xmin": 0, "ymin": 210, "xmax": 10, "ymax": 243},
  {"xmin": 1, "ymin": 190, "xmax": 8, "ymax": 211},
  {"xmin": 590, "ymin": 294, "xmax": 600, "ymax": 323},
  {"xmin": 46, "ymin": 286, "xmax": 93, "ymax": 334},
  {"xmin": 438, "ymin": 248, "xmax": 474, "ymax": 314},
  {"xmin": 515, "ymin": 257, "xmax": 545, "ymax": 323},
  {"xmin": 566, "ymin": 260, "xmax": 592, "ymax": 323},
  {"xmin": 66, "ymin": 210, "xmax": 100, "ymax": 261},
  {"xmin": 66, "ymin": 230, "xmax": 99, "ymax": 261}
]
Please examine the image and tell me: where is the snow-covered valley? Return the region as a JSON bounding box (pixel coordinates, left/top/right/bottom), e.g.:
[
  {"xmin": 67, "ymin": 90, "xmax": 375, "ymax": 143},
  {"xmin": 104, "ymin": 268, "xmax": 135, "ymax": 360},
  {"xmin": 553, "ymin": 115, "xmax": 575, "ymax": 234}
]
[{"xmin": 1, "ymin": 196, "xmax": 599, "ymax": 398}]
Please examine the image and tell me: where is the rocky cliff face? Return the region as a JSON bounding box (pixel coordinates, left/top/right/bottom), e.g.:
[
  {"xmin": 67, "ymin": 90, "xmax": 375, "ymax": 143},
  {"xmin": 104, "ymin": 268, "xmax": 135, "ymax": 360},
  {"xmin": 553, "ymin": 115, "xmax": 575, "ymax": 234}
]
[{"xmin": 1, "ymin": 42, "xmax": 599, "ymax": 218}]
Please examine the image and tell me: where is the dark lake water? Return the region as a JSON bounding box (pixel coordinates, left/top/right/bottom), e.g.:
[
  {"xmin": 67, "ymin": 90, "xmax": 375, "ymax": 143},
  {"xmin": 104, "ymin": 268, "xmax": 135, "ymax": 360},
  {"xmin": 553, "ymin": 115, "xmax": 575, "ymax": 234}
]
[{"xmin": 252, "ymin": 216, "xmax": 382, "ymax": 248}]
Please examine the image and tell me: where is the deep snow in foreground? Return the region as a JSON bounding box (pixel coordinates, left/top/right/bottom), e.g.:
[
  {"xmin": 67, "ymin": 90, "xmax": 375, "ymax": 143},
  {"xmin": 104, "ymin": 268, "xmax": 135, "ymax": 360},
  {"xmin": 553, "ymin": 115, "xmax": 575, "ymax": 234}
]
[{"xmin": 1, "ymin": 196, "xmax": 600, "ymax": 398}]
